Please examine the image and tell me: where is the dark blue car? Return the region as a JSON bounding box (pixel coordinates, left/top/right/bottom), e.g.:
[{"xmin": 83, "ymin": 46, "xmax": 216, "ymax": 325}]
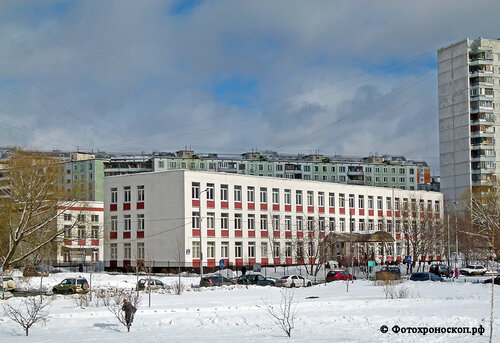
[{"xmin": 410, "ymin": 272, "xmax": 443, "ymax": 282}]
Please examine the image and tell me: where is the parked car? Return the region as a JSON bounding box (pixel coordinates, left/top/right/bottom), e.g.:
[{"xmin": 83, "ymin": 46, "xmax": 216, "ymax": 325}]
[
  {"xmin": 136, "ymin": 278, "xmax": 165, "ymax": 290},
  {"xmin": 326, "ymin": 270, "xmax": 356, "ymax": 282},
  {"xmin": 429, "ymin": 264, "xmax": 452, "ymax": 277},
  {"xmin": 410, "ymin": 272, "xmax": 443, "ymax": 282},
  {"xmin": 200, "ymin": 276, "xmax": 234, "ymax": 287},
  {"xmin": 52, "ymin": 277, "xmax": 89, "ymax": 294},
  {"xmin": 376, "ymin": 267, "xmax": 401, "ymax": 281},
  {"xmin": 1, "ymin": 276, "xmax": 17, "ymax": 291},
  {"xmin": 460, "ymin": 265, "xmax": 487, "ymax": 276},
  {"xmin": 483, "ymin": 276, "xmax": 500, "ymax": 285},
  {"xmin": 236, "ymin": 274, "xmax": 275, "ymax": 286},
  {"xmin": 275, "ymin": 275, "xmax": 312, "ymax": 288}
]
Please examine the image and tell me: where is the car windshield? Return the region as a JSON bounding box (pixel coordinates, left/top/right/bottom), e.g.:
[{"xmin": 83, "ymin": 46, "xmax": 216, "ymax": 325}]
[{"xmin": 280, "ymin": 276, "xmax": 289, "ymax": 279}]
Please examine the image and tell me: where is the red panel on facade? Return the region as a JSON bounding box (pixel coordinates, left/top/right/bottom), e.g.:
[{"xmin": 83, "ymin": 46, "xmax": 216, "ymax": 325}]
[
  {"xmin": 329, "ymin": 207, "xmax": 335, "ymax": 214},
  {"xmin": 261, "ymin": 258, "xmax": 268, "ymax": 265},
  {"xmin": 260, "ymin": 230, "xmax": 268, "ymax": 238},
  {"xmin": 123, "ymin": 260, "xmax": 131, "ymax": 267},
  {"xmin": 396, "ymin": 234, "xmax": 401, "ymax": 240},
  {"xmin": 123, "ymin": 232, "xmax": 131, "ymax": 239},
  {"xmin": 286, "ymin": 258, "xmax": 293, "ymax": 265},
  {"xmin": 319, "ymin": 232, "xmax": 325, "ymax": 238},
  {"xmin": 350, "ymin": 209, "xmax": 355, "ymax": 215},
  {"xmin": 308, "ymin": 232, "xmax": 315, "ymax": 238},
  {"xmin": 339, "ymin": 208, "xmax": 345, "ymax": 215},
  {"xmin": 396, "ymin": 211, "xmax": 400, "ymax": 217},
  {"xmin": 235, "ymin": 230, "xmax": 242, "ymax": 237},
  {"xmin": 248, "ymin": 203, "xmax": 255, "ymax": 210},
  {"xmin": 192, "ymin": 260, "xmax": 200, "ymax": 268},
  {"xmin": 285, "ymin": 231, "xmax": 292, "ymax": 238},
  {"xmin": 273, "ymin": 231, "xmax": 280, "ymax": 238},
  {"xmin": 368, "ymin": 209, "xmax": 374, "ymax": 216},
  {"xmin": 235, "ymin": 202, "xmax": 242, "ymax": 209},
  {"xmin": 435, "ymin": 213, "xmax": 440, "ymax": 219},
  {"xmin": 309, "ymin": 257, "xmax": 316, "ymax": 265},
  {"xmin": 248, "ymin": 258, "xmax": 256, "ymax": 265},
  {"xmin": 221, "ymin": 230, "xmax": 229, "ymax": 237},
  {"xmin": 359, "ymin": 209, "xmax": 365, "ymax": 216},
  {"xmin": 274, "ymin": 258, "xmax": 281, "ymax": 265},
  {"xmin": 386, "ymin": 211, "xmax": 391, "ymax": 217},
  {"xmin": 296, "ymin": 205, "xmax": 303, "ymax": 212},
  {"xmin": 110, "ymin": 232, "xmax": 117, "ymax": 239},
  {"xmin": 285, "ymin": 205, "xmax": 291, "ymax": 212},
  {"xmin": 137, "ymin": 202, "xmax": 144, "ymax": 209},
  {"xmin": 207, "ymin": 200, "xmax": 215, "ymax": 208},
  {"xmin": 260, "ymin": 204, "xmax": 268, "ymax": 211},
  {"xmin": 307, "ymin": 206, "xmax": 314, "ymax": 213},
  {"xmin": 396, "ymin": 256, "xmax": 401, "ymax": 261},
  {"xmin": 109, "ymin": 260, "xmax": 117, "ymax": 268},
  {"xmin": 436, "ymin": 256, "xmax": 441, "ymax": 261},
  {"xmin": 64, "ymin": 240, "xmax": 72, "ymax": 245},
  {"xmin": 297, "ymin": 231, "xmax": 303, "ymax": 238},
  {"xmin": 221, "ymin": 201, "xmax": 229, "ymax": 209},
  {"xmin": 207, "ymin": 229, "xmax": 215, "ymax": 237},
  {"xmin": 123, "ymin": 203, "xmax": 131, "ymax": 211},
  {"xmin": 192, "ymin": 199, "xmax": 200, "ymax": 207},
  {"xmin": 207, "ymin": 259, "xmax": 216, "ymax": 267},
  {"xmin": 192, "ymin": 229, "xmax": 200, "ymax": 237},
  {"xmin": 378, "ymin": 210, "xmax": 383, "ymax": 217},
  {"xmin": 235, "ymin": 259, "xmax": 243, "ymax": 266},
  {"xmin": 403, "ymin": 212, "xmax": 408, "ymax": 217},
  {"xmin": 91, "ymin": 239, "xmax": 99, "ymax": 246},
  {"xmin": 429, "ymin": 255, "xmax": 433, "ymax": 261},
  {"xmin": 137, "ymin": 231, "xmax": 144, "ymax": 238},
  {"xmin": 273, "ymin": 204, "xmax": 280, "ymax": 211},
  {"xmin": 248, "ymin": 231, "xmax": 255, "ymax": 238},
  {"xmin": 110, "ymin": 204, "xmax": 117, "ymax": 211},
  {"xmin": 420, "ymin": 212, "xmax": 424, "ymax": 218},
  {"xmin": 319, "ymin": 207, "xmax": 325, "ymax": 213},
  {"xmin": 421, "ymin": 255, "xmax": 426, "ymax": 261}
]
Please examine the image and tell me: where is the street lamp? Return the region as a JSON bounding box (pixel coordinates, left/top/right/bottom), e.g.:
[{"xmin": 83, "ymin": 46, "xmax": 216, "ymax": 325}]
[
  {"xmin": 445, "ymin": 201, "xmax": 459, "ymax": 268},
  {"xmin": 199, "ymin": 188, "xmax": 209, "ymax": 279}
]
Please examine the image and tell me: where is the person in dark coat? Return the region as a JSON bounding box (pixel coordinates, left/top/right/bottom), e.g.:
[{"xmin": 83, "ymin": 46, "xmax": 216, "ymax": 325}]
[{"xmin": 122, "ymin": 300, "xmax": 137, "ymax": 331}]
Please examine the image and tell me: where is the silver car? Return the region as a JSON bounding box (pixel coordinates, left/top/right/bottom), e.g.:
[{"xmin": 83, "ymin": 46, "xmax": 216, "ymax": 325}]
[{"xmin": 275, "ymin": 275, "xmax": 312, "ymax": 288}]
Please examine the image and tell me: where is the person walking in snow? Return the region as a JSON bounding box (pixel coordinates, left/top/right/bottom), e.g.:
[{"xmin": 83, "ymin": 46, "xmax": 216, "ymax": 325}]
[
  {"xmin": 122, "ymin": 300, "xmax": 137, "ymax": 332},
  {"xmin": 455, "ymin": 267, "xmax": 459, "ymax": 280}
]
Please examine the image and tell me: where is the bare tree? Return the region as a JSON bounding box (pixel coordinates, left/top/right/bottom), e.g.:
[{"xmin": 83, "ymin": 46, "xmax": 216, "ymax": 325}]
[
  {"xmin": 0, "ymin": 149, "xmax": 87, "ymax": 267},
  {"xmin": 3, "ymin": 297, "xmax": 52, "ymax": 336},
  {"xmin": 262, "ymin": 288, "xmax": 297, "ymax": 337},
  {"xmin": 107, "ymin": 289, "xmax": 141, "ymax": 332}
]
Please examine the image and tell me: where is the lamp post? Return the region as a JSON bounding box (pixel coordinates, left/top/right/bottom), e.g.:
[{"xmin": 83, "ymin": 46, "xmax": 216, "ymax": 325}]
[{"xmin": 199, "ymin": 188, "xmax": 209, "ymax": 279}]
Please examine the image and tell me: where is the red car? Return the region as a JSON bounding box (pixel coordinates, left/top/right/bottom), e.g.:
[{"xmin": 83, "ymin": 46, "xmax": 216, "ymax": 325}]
[{"xmin": 326, "ymin": 270, "xmax": 356, "ymax": 282}]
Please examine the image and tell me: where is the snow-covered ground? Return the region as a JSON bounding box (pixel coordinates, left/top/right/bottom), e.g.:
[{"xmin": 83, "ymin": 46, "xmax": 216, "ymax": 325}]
[{"xmin": 0, "ymin": 271, "xmax": 497, "ymax": 342}]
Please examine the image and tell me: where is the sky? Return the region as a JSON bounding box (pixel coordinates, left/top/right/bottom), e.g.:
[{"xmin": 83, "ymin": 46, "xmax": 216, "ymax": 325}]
[{"xmin": 1, "ymin": 1, "xmax": 500, "ymax": 174}]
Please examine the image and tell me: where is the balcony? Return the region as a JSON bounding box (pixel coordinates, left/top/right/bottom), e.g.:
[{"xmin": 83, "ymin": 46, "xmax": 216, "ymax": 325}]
[
  {"xmin": 347, "ymin": 167, "xmax": 364, "ymax": 175},
  {"xmin": 470, "ymin": 130, "xmax": 495, "ymax": 138},
  {"xmin": 347, "ymin": 179, "xmax": 364, "ymax": 185}
]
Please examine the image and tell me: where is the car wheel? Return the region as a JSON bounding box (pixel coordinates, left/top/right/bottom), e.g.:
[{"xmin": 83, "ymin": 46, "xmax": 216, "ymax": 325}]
[
  {"xmin": 291, "ymin": 283, "xmax": 295, "ymax": 288},
  {"xmin": 307, "ymin": 282, "xmax": 312, "ymax": 287},
  {"xmin": 52, "ymin": 288, "xmax": 58, "ymax": 294}
]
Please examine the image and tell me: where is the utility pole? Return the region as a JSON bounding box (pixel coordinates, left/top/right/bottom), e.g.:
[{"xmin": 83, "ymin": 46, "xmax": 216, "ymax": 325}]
[
  {"xmin": 447, "ymin": 212, "xmax": 451, "ymax": 267},
  {"xmin": 350, "ymin": 210, "xmax": 354, "ymax": 284},
  {"xmin": 199, "ymin": 188, "xmax": 209, "ymax": 279}
]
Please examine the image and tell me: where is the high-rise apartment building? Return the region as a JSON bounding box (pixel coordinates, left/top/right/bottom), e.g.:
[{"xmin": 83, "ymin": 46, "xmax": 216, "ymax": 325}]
[{"xmin": 438, "ymin": 38, "xmax": 500, "ymax": 205}]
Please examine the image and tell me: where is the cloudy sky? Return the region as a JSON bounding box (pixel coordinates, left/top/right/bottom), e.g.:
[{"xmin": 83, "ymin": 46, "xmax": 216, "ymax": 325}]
[{"xmin": 1, "ymin": 0, "xmax": 499, "ymax": 173}]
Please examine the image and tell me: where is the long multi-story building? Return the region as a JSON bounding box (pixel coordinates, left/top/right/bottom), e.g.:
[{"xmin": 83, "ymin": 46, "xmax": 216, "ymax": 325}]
[
  {"xmin": 438, "ymin": 37, "xmax": 500, "ymax": 204},
  {"xmin": 103, "ymin": 170, "xmax": 443, "ymax": 270}
]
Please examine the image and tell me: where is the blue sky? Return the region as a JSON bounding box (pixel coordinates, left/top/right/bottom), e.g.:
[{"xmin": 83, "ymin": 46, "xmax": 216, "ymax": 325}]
[{"xmin": 1, "ymin": 0, "xmax": 500, "ymax": 173}]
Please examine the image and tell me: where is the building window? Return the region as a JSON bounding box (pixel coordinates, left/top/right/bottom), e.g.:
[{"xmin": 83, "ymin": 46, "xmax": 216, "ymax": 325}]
[
  {"xmin": 368, "ymin": 196, "xmax": 374, "ymax": 210},
  {"xmin": 233, "ymin": 186, "xmax": 242, "ymax": 202},
  {"xmin": 248, "ymin": 242, "xmax": 255, "ymax": 258},
  {"xmin": 192, "ymin": 182, "xmax": 200, "ymax": 199},
  {"xmin": 124, "ymin": 215, "xmax": 131, "ymax": 231},
  {"xmin": 124, "ymin": 186, "xmax": 131, "ymax": 203},
  {"xmin": 158, "ymin": 160, "xmax": 164, "ymax": 168},
  {"xmin": 110, "ymin": 243, "xmax": 117, "ymax": 260},
  {"xmin": 221, "ymin": 242, "xmax": 229, "ymax": 258},
  {"xmin": 207, "ymin": 242, "xmax": 215, "ymax": 259},
  {"xmin": 169, "ymin": 161, "xmax": 177, "ymax": 169},
  {"xmin": 78, "ymin": 214, "xmax": 85, "ymax": 222},
  {"xmin": 307, "ymin": 217, "xmax": 314, "ymax": 231},
  {"xmin": 358, "ymin": 195, "xmax": 364, "ymax": 209},
  {"xmin": 124, "ymin": 243, "xmax": 131, "ymax": 259},
  {"xmin": 284, "ymin": 189, "xmax": 291, "ymax": 205},
  {"xmin": 220, "ymin": 185, "xmax": 228, "ymax": 201},
  {"xmin": 386, "ymin": 197, "xmax": 392, "ymax": 211},
  {"xmin": 339, "ymin": 194, "xmax": 345, "ymax": 208},
  {"xmin": 368, "ymin": 219, "xmax": 374, "ymax": 231},
  {"xmin": 64, "ymin": 213, "xmax": 72, "ymax": 221},
  {"xmin": 137, "ymin": 214, "xmax": 145, "ymax": 231},
  {"xmin": 378, "ymin": 220, "xmax": 384, "ymax": 231},
  {"xmin": 261, "ymin": 242, "xmax": 268, "ymax": 258},
  {"xmin": 91, "ymin": 214, "xmax": 99, "ymax": 222},
  {"xmin": 260, "ymin": 188, "xmax": 267, "ymax": 203},
  {"xmin": 248, "ymin": 214, "xmax": 255, "ymax": 231},
  {"xmin": 285, "ymin": 216, "xmax": 291, "ymax": 231},
  {"xmin": 260, "ymin": 215, "xmax": 268, "ymax": 230},
  {"xmin": 221, "ymin": 213, "xmax": 228, "ymax": 229},
  {"xmin": 207, "ymin": 213, "xmax": 215, "ymax": 229},
  {"xmin": 137, "ymin": 242, "xmax": 145, "ymax": 259},
  {"xmin": 137, "ymin": 185, "xmax": 145, "ymax": 202},
  {"xmin": 64, "ymin": 225, "xmax": 71, "ymax": 239},
  {"xmin": 235, "ymin": 214, "xmax": 242, "ymax": 230},
  {"xmin": 235, "ymin": 242, "xmax": 242, "ymax": 258},
  {"xmin": 274, "ymin": 243, "xmax": 281, "ymax": 258},
  {"xmin": 307, "ymin": 191, "xmax": 314, "ymax": 206},
  {"xmin": 296, "ymin": 191, "xmax": 303, "ymax": 205},
  {"xmin": 329, "ymin": 218, "xmax": 335, "ymax": 232},
  {"xmin": 207, "ymin": 184, "xmax": 214, "ymax": 200},
  {"xmin": 377, "ymin": 196, "xmax": 383, "ymax": 210},
  {"xmin": 387, "ymin": 220, "xmax": 392, "ymax": 233},
  {"xmin": 296, "ymin": 217, "xmax": 303, "ymax": 231},
  {"xmin": 319, "ymin": 217, "xmax": 325, "ymax": 232},
  {"xmin": 318, "ymin": 192, "xmax": 324, "ymax": 207},
  {"xmin": 272, "ymin": 188, "xmax": 279, "ymax": 204},
  {"xmin": 349, "ymin": 194, "xmax": 355, "ymax": 208},
  {"xmin": 395, "ymin": 198, "xmax": 400, "ymax": 211},
  {"xmin": 90, "ymin": 226, "xmax": 98, "ymax": 239},
  {"xmin": 192, "ymin": 241, "xmax": 200, "ymax": 259},
  {"xmin": 247, "ymin": 187, "xmax": 255, "ymax": 203},
  {"xmin": 339, "ymin": 218, "xmax": 345, "ymax": 232},
  {"xmin": 273, "ymin": 216, "xmax": 280, "ymax": 231},
  {"xmin": 111, "ymin": 216, "xmax": 117, "ymax": 232},
  {"xmin": 328, "ymin": 193, "xmax": 335, "ymax": 207},
  {"xmin": 434, "ymin": 201, "xmax": 440, "ymax": 213},
  {"xmin": 285, "ymin": 242, "xmax": 292, "ymax": 258},
  {"xmin": 359, "ymin": 219, "xmax": 365, "ymax": 231}
]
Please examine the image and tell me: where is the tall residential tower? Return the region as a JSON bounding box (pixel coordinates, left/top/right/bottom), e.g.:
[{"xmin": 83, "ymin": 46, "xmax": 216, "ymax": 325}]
[{"xmin": 438, "ymin": 38, "xmax": 500, "ymax": 205}]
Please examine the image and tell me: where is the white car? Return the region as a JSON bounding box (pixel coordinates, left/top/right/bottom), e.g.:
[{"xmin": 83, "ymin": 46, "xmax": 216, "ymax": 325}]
[
  {"xmin": 1, "ymin": 276, "xmax": 16, "ymax": 291},
  {"xmin": 275, "ymin": 275, "xmax": 312, "ymax": 288},
  {"xmin": 460, "ymin": 265, "xmax": 486, "ymax": 276}
]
